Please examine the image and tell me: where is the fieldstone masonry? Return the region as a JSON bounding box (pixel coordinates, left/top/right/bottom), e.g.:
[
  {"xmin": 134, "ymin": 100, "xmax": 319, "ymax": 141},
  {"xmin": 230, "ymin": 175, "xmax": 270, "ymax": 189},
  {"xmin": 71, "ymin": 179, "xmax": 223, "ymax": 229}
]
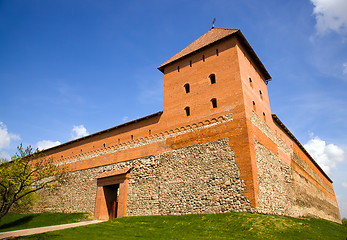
[
  {"xmin": 255, "ymin": 141, "xmax": 293, "ymax": 216},
  {"xmin": 252, "ymin": 113, "xmax": 340, "ymax": 222},
  {"xmin": 33, "ymin": 138, "xmax": 252, "ymax": 216}
]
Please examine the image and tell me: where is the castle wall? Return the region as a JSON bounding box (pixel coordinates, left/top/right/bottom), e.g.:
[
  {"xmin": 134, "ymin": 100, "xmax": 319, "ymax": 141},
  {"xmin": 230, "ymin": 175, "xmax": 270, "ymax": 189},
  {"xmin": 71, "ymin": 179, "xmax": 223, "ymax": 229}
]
[
  {"xmin": 251, "ymin": 112, "xmax": 341, "ymax": 223},
  {"xmin": 33, "ymin": 138, "xmax": 252, "ymax": 216},
  {"xmin": 32, "ymin": 111, "xmax": 341, "ymax": 223}
]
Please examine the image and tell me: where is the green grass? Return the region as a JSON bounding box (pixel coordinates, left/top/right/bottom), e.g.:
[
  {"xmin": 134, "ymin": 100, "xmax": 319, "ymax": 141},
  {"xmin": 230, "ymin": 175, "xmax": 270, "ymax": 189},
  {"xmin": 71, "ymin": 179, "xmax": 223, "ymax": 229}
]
[
  {"xmin": 0, "ymin": 212, "xmax": 91, "ymax": 232},
  {"xmin": 14, "ymin": 212, "xmax": 347, "ymax": 240}
]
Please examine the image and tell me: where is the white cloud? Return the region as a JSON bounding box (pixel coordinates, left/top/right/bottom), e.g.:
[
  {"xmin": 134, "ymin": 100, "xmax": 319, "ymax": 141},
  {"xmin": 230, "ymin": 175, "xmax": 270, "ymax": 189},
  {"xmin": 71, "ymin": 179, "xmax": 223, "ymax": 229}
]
[
  {"xmin": 343, "ymin": 62, "xmax": 347, "ymax": 75},
  {"xmin": 342, "ymin": 182, "xmax": 347, "ymax": 189},
  {"xmin": 339, "ymin": 200, "xmax": 347, "ymax": 219},
  {"xmin": 71, "ymin": 125, "xmax": 89, "ymax": 140},
  {"xmin": 122, "ymin": 116, "xmax": 129, "ymax": 122},
  {"xmin": 0, "ymin": 122, "xmax": 20, "ymax": 149},
  {"xmin": 37, "ymin": 140, "xmax": 61, "ymax": 151},
  {"xmin": 311, "ymin": 0, "xmax": 347, "ymax": 35},
  {"xmin": 304, "ymin": 135, "xmax": 345, "ymax": 174},
  {"xmin": 0, "ymin": 151, "xmax": 10, "ymax": 162}
]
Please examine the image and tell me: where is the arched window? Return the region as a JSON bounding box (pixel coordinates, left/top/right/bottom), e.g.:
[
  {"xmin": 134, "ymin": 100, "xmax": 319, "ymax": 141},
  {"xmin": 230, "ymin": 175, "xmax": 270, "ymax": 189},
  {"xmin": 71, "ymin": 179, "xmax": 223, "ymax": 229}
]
[
  {"xmin": 209, "ymin": 74, "xmax": 216, "ymax": 84},
  {"xmin": 177, "ymin": 66, "xmax": 180, "ymax": 72},
  {"xmin": 252, "ymin": 101, "xmax": 256, "ymax": 111},
  {"xmin": 216, "ymin": 49, "xmax": 219, "ymax": 56},
  {"xmin": 249, "ymin": 77, "xmax": 253, "ymax": 88},
  {"xmin": 184, "ymin": 83, "xmax": 190, "ymax": 93},
  {"xmin": 211, "ymin": 98, "xmax": 217, "ymax": 108},
  {"xmin": 190, "ymin": 60, "xmax": 192, "ymax": 67},
  {"xmin": 202, "ymin": 55, "xmax": 205, "ymax": 62},
  {"xmin": 184, "ymin": 106, "xmax": 190, "ymax": 116},
  {"xmin": 131, "ymin": 135, "xmax": 134, "ymax": 140},
  {"xmin": 259, "ymin": 90, "xmax": 263, "ymax": 100},
  {"xmin": 263, "ymin": 112, "xmax": 266, "ymax": 122}
]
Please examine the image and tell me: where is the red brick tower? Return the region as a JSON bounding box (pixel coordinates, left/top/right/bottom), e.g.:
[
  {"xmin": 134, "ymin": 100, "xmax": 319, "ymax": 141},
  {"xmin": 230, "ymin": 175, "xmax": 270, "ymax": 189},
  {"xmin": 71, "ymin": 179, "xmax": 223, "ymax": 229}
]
[{"xmin": 158, "ymin": 28, "xmax": 272, "ymax": 207}]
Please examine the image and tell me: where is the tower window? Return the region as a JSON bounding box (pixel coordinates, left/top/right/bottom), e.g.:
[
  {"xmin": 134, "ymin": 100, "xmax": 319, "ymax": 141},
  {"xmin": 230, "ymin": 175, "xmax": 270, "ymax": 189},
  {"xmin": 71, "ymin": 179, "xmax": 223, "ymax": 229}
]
[
  {"xmin": 259, "ymin": 90, "xmax": 263, "ymax": 100},
  {"xmin": 252, "ymin": 101, "xmax": 256, "ymax": 111},
  {"xmin": 216, "ymin": 49, "xmax": 219, "ymax": 56},
  {"xmin": 148, "ymin": 130, "xmax": 151, "ymax": 135},
  {"xmin": 103, "ymin": 143, "xmax": 106, "ymax": 148},
  {"xmin": 202, "ymin": 55, "xmax": 205, "ymax": 62},
  {"xmin": 184, "ymin": 106, "xmax": 190, "ymax": 116},
  {"xmin": 184, "ymin": 83, "xmax": 190, "ymax": 93},
  {"xmin": 177, "ymin": 66, "xmax": 180, "ymax": 72},
  {"xmin": 209, "ymin": 74, "xmax": 216, "ymax": 84},
  {"xmin": 249, "ymin": 77, "xmax": 253, "ymax": 88},
  {"xmin": 131, "ymin": 135, "xmax": 134, "ymax": 140},
  {"xmin": 190, "ymin": 60, "xmax": 192, "ymax": 67},
  {"xmin": 211, "ymin": 98, "xmax": 217, "ymax": 108},
  {"xmin": 263, "ymin": 112, "xmax": 266, "ymax": 122}
]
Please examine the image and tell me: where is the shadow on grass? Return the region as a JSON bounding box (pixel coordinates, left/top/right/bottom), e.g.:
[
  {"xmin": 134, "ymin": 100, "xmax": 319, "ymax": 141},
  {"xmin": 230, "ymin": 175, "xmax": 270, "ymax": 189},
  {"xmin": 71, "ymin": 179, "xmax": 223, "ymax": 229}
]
[{"xmin": 0, "ymin": 215, "xmax": 34, "ymax": 231}]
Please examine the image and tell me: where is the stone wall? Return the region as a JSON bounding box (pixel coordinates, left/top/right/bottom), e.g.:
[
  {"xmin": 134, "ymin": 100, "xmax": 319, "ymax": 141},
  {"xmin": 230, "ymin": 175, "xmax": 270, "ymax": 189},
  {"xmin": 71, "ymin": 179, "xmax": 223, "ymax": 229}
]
[
  {"xmin": 33, "ymin": 138, "xmax": 252, "ymax": 216},
  {"xmin": 155, "ymin": 138, "xmax": 252, "ymax": 215},
  {"xmin": 251, "ymin": 113, "xmax": 341, "ymax": 223},
  {"xmin": 255, "ymin": 141, "xmax": 293, "ymax": 216},
  {"xmin": 291, "ymin": 153, "xmax": 341, "ymax": 222}
]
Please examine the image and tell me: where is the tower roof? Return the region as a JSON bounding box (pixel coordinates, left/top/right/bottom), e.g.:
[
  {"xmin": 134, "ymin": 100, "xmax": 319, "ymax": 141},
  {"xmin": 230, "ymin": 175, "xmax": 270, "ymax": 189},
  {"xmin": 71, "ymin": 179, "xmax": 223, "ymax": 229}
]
[{"xmin": 158, "ymin": 28, "xmax": 271, "ymax": 80}]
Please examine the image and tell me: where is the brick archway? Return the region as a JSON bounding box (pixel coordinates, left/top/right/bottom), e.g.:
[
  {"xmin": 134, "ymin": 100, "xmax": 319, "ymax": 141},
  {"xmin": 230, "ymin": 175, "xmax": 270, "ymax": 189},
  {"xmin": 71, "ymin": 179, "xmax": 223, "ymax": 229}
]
[{"xmin": 94, "ymin": 168, "xmax": 130, "ymax": 220}]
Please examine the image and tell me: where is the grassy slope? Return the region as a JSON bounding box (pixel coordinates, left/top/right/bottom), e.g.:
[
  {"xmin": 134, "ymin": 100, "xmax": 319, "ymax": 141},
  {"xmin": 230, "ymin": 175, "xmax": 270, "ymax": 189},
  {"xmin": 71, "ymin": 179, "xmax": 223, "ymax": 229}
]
[
  {"xmin": 17, "ymin": 212, "xmax": 347, "ymax": 240},
  {"xmin": 0, "ymin": 213, "xmax": 90, "ymax": 232}
]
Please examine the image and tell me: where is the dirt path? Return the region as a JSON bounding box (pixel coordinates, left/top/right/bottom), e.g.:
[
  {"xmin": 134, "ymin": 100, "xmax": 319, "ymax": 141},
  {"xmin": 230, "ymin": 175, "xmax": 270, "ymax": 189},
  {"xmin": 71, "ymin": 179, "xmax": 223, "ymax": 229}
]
[{"xmin": 0, "ymin": 220, "xmax": 104, "ymax": 239}]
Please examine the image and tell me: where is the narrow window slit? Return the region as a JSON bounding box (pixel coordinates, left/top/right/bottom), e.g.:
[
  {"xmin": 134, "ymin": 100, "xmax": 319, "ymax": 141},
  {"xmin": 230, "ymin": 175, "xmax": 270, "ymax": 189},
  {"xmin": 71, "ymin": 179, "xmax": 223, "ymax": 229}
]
[
  {"xmin": 209, "ymin": 74, "xmax": 216, "ymax": 84},
  {"xmin": 211, "ymin": 98, "xmax": 217, "ymax": 108},
  {"xmin": 249, "ymin": 77, "xmax": 253, "ymax": 88},
  {"xmin": 184, "ymin": 83, "xmax": 190, "ymax": 93},
  {"xmin": 184, "ymin": 107, "xmax": 190, "ymax": 116}
]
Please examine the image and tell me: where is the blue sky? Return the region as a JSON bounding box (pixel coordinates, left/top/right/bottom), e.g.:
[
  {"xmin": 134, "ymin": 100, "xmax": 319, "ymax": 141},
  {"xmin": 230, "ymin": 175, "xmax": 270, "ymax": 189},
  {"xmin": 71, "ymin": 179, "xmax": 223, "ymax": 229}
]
[{"xmin": 1, "ymin": 0, "xmax": 347, "ymax": 218}]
